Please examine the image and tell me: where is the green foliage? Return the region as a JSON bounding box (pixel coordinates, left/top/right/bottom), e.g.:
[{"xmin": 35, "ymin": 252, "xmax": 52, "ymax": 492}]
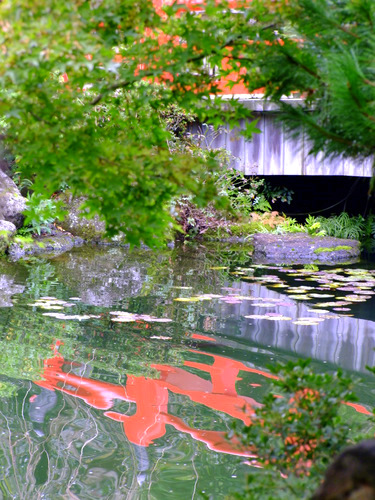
[
  {"xmin": 0, "ymin": 0, "xmax": 234, "ymax": 247},
  {"xmin": 215, "ymin": 170, "xmax": 292, "ymax": 216},
  {"xmin": 316, "ymin": 213, "xmax": 366, "ymax": 240},
  {"xmin": 260, "ymin": 216, "xmax": 304, "ymax": 235},
  {"xmin": 304, "ymin": 215, "xmax": 326, "ymax": 237},
  {"xmin": 231, "ymin": 359, "xmax": 367, "ymax": 500},
  {"xmin": 263, "ymin": 213, "xmax": 375, "ymax": 245},
  {"xmin": 203, "ymin": 221, "xmax": 263, "ymax": 239},
  {"xmin": 1, "ymin": 0, "xmax": 373, "ymax": 246},
  {"xmin": 21, "ymin": 194, "xmax": 65, "ymax": 236}
]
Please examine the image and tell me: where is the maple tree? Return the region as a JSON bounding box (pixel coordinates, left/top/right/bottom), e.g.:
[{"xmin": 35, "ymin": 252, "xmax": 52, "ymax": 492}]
[{"xmin": 0, "ymin": 0, "xmax": 374, "ymax": 244}]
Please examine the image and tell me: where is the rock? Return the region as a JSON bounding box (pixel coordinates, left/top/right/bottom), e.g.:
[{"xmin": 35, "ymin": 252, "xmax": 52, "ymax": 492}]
[
  {"xmin": 0, "ymin": 170, "xmax": 27, "ymax": 228},
  {"xmin": 312, "ymin": 440, "xmax": 375, "ymax": 500},
  {"xmin": 250, "ymin": 233, "xmax": 360, "ymax": 264},
  {"xmin": 0, "ymin": 220, "xmax": 16, "ymax": 254},
  {"xmin": 53, "ymin": 247, "xmax": 148, "ymax": 306},
  {"xmin": 58, "ymin": 193, "xmax": 106, "ymax": 241},
  {"xmin": 0, "ymin": 275, "xmax": 25, "ymax": 307},
  {"xmin": 8, "ymin": 233, "xmax": 84, "ymax": 260}
]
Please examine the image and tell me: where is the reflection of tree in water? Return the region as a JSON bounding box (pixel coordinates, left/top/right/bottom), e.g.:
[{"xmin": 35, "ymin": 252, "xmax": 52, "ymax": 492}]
[
  {"xmin": 0, "ymin": 382, "xmax": 215, "ymax": 499},
  {"xmin": 0, "ymin": 275, "xmax": 24, "ymax": 307},
  {"xmin": 24, "ymin": 261, "xmax": 60, "ymax": 300},
  {"xmin": 0, "ymin": 342, "xmax": 265, "ymax": 498},
  {"xmin": 0, "ymin": 384, "xmax": 148, "ymax": 498}
]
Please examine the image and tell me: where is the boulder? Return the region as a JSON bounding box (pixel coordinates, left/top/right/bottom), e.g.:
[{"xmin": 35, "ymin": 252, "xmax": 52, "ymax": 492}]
[
  {"xmin": 250, "ymin": 233, "xmax": 360, "ymax": 264},
  {"xmin": 0, "ymin": 170, "xmax": 27, "ymax": 227},
  {"xmin": 0, "ymin": 220, "xmax": 16, "ymax": 254},
  {"xmin": 8, "ymin": 233, "xmax": 83, "ymax": 260},
  {"xmin": 0, "ymin": 275, "xmax": 25, "ymax": 307},
  {"xmin": 58, "ymin": 194, "xmax": 106, "ymax": 241}
]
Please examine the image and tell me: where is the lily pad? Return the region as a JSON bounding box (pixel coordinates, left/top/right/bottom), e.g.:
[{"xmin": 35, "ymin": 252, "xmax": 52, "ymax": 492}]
[
  {"xmin": 292, "ymin": 320, "xmax": 320, "ymax": 326},
  {"xmin": 43, "ymin": 313, "xmax": 100, "ymax": 321},
  {"xmin": 174, "ymin": 297, "xmax": 200, "ymax": 302}
]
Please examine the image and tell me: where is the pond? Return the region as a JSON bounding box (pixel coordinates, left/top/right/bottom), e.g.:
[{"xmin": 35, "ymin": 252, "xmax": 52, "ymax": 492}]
[{"xmin": 0, "ymin": 244, "xmax": 374, "ymax": 499}]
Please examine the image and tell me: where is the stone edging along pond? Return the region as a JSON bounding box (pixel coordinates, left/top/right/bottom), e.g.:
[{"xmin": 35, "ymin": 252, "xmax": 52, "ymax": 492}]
[
  {"xmin": 1, "ymin": 230, "xmax": 361, "ymax": 265},
  {"xmin": 0, "ymin": 172, "xmax": 362, "ymax": 263}
]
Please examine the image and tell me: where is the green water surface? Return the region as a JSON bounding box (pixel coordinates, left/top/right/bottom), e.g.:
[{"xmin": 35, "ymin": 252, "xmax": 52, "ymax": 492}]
[{"xmin": 0, "ymin": 244, "xmax": 373, "ymax": 499}]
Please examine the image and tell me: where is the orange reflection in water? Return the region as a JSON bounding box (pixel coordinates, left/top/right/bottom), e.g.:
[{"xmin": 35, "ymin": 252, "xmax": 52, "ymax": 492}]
[
  {"xmin": 35, "ymin": 346, "xmax": 268, "ymax": 456},
  {"xmin": 35, "ymin": 341, "xmax": 371, "ymax": 456}
]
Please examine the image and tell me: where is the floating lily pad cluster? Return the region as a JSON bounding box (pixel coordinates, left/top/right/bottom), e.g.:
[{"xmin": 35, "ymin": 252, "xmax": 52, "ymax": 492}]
[
  {"xmin": 172, "ymin": 265, "xmax": 375, "ymax": 327},
  {"xmin": 28, "ymin": 296, "xmax": 101, "ymax": 321},
  {"xmin": 110, "ymin": 311, "xmax": 173, "ymax": 323},
  {"xmin": 28, "ymin": 296, "xmax": 174, "ymax": 324},
  {"xmin": 234, "ymin": 265, "xmax": 375, "ymax": 323}
]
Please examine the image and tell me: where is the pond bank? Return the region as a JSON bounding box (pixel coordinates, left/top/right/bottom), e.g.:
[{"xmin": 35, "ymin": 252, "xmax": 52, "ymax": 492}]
[{"xmin": 1, "ymin": 229, "xmax": 361, "ymax": 265}]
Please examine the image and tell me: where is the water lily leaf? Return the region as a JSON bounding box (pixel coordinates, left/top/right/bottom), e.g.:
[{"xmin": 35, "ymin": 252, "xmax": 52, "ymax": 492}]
[
  {"xmin": 174, "ymin": 297, "xmax": 200, "ymax": 302},
  {"xmin": 292, "ymin": 320, "xmax": 320, "ymax": 326},
  {"xmin": 209, "ymin": 266, "xmax": 228, "ymax": 270},
  {"xmin": 28, "ymin": 302, "xmax": 65, "ymax": 310},
  {"xmin": 172, "ymin": 286, "xmax": 193, "ymax": 289},
  {"xmin": 297, "ymin": 317, "xmax": 325, "ymax": 322},
  {"xmin": 43, "ymin": 313, "xmax": 100, "ymax": 320},
  {"xmin": 244, "ymin": 314, "xmax": 291, "ymax": 321},
  {"xmin": 39, "ymin": 305, "xmax": 65, "ymax": 310},
  {"xmin": 139, "ymin": 315, "xmax": 173, "ymax": 323},
  {"xmin": 110, "ymin": 311, "xmax": 172, "ymax": 322},
  {"xmin": 343, "ymin": 295, "xmax": 368, "ymax": 302},
  {"xmin": 232, "ymin": 296, "xmax": 261, "ymax": 301},
  {"xmin": 252, "ymin": 303, "xmax": 278, "ymax": 307},
  {"xmin": 308, "ymin": 293, "xmax": 335, "ymax": 298},
  {"xmin": 264, "ymin": 315, "xmax": 292, "ymax": 321},
  {"xmin": 244, "ymin": 314, "xmax": 269, "ymax": 319}
]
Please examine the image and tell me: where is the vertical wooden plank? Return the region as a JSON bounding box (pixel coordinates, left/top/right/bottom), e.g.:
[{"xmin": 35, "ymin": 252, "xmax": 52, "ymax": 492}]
[{"xmin": 262, "ymin": 113, "xmax": 283, "ymax": 175}]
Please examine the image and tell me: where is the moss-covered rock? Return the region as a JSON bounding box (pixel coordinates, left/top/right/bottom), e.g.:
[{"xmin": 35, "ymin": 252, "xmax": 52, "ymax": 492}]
[
  {"xmin": 250, "ymin": 233, "xmax": 360, "ymax": 264},
  {"xmin": 57, "ymin": 193, "xmax": 106, "ymax": 241},
  {"xmin": 0, "ymin": 171, "xmax": 26, "ymax": 228},
  {"xmin": 0, "ymin": 220, "xmax": 16, "ymax": 254},
  {"xmin": 8, "ymin": 233, "xmax": 83, "ymax": 260}
]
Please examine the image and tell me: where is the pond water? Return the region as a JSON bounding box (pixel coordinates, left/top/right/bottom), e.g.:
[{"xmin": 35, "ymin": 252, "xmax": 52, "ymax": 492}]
[{"xmin": 0, "ymin": 244, "xmax": 374, "ymax": 499}]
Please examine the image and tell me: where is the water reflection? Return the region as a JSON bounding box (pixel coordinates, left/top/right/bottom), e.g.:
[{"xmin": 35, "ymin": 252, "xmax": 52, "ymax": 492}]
[
  {"xmin": 0, "ymin": 245, "xmax": 373, "ymax": 498},
  {"xmin": 35, "ymin": 346, "xmax": 264, "ymax": 455}
]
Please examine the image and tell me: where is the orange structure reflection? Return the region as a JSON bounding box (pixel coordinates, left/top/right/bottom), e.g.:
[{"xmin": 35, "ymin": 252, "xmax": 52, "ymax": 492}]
[
  {"xmin": 34, "ymin": 345, "xmax": 269, "ymax": 456},
  {"xmin": 34, "ymin": 338, "xmax": 372, "ymax": 458}
]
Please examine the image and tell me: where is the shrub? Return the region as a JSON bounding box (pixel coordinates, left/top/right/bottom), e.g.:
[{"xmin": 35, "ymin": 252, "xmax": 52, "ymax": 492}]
[{"xmin": 230, "ymin": 360, "xmax": 371, "ymax": 500}]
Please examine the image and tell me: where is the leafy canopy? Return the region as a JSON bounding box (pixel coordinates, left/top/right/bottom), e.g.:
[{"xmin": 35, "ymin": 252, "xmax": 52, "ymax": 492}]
[{"xmin": 0, "ymin": 0, "xmax": 374, "ymax": 244}]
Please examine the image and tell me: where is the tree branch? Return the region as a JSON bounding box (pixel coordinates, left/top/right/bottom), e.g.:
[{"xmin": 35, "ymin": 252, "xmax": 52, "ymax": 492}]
[{"xmin": 89, "ymin": 38, "xmax": 242, "ymax": 106}]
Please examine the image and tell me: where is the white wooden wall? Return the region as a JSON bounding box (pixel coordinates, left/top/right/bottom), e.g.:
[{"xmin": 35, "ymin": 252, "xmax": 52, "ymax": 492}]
[{"xmin": 192, "ymin": 97, "xmax": 373, "ymax": 177}]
